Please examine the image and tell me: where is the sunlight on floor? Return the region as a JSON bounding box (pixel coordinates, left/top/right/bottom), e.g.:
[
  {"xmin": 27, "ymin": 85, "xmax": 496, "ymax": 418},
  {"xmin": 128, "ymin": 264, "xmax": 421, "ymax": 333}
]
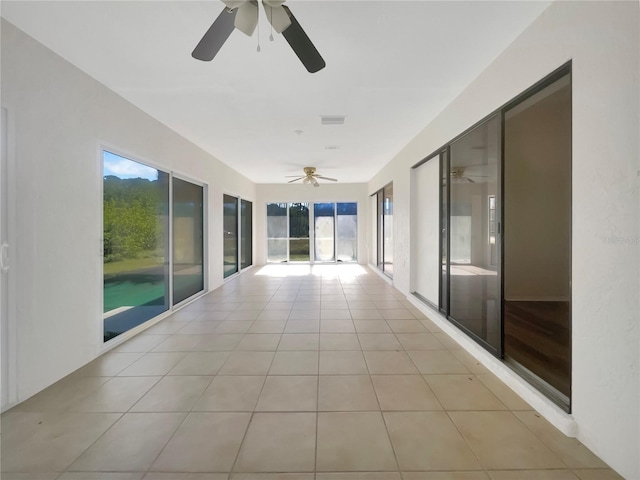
[{"xmin": 255, "ymin": 263, "xmax": 369, "ymax": 278}]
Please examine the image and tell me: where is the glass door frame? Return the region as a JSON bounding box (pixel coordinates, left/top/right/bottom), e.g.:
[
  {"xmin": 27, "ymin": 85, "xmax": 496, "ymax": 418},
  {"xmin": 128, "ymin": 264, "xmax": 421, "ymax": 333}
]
[
  {"xmin": 266, "ymin": 201, "xmax": 359, "ymax": 265},
  {"xmin": 500, "ymin": 64, "xmax": 573, "ymax": 411},
  {"xmin": 101, "ymin": 147, "xmax": 209, "ymax": 346},
  {"xmin": 223, "ymin": 193, "xmax": 254, "ymax": 279},
  {"xmin": 443, "ymin": 114, "xmax": 503, "ymax": 358},
  {"xmin": 415, "ymin": 62, "xmax": 572, "ymax": 410},
  {"xmin": 372, "ymin": 183, "xmax": 393, "ymax": 278},
  {"xmin": 172, "ymin": 173, "xmax": 208, "ymax": 307}
]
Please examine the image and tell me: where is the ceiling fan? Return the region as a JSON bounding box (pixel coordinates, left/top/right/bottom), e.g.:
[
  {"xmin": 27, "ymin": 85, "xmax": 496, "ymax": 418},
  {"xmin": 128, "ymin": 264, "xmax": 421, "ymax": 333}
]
[
  {"xmin": 450, "ymin": 166, "xmax": 488, "ymax": 183},
  {"xmin": 192, "ymin": 0, "xmax": 326, "ymax": 73},
  {"xmin": 286, "ymin": 167, "xmax": 337, "ymax": 187}
]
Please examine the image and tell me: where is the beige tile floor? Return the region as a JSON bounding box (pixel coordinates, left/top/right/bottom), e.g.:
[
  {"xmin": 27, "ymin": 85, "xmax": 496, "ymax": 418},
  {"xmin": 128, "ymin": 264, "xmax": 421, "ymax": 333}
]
[{"xmin": 1, "ymin": 265, "xmax": 623, "ymax": 480}]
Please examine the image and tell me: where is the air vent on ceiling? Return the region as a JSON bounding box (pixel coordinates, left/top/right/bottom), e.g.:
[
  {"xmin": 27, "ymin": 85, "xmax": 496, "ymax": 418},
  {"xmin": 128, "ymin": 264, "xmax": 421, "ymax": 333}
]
[
  {"xmin": 325, "ymin": 145, "xmax": 340, "ymax": 150},
  {"xmin": 321, "ymin": 115, "xmax": 346, "ymax": 125}
]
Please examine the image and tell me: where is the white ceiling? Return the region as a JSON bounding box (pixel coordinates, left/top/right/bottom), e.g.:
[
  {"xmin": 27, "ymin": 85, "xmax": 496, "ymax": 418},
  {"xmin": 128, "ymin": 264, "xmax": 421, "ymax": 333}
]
[{"xmin": 1, "ymin": 0, "xmax": 550, "ymax": 184}]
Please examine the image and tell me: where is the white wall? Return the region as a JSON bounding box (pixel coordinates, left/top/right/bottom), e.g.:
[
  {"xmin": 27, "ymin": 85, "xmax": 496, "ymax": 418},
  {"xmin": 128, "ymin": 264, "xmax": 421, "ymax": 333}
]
[
  {"xmin": 255, "ymin": 183, "xmax": 369, "ymax": 266},
  {"xmin": 368, "ymin": 2, "xmax": 639, "ymax": 478},
  {"xmin": 1, "ymin": 19, "xmax": 256, "ymax": 407},
  {"xmin": 411, "ymin": 157, "xmax": 440, "ymax": 305}
]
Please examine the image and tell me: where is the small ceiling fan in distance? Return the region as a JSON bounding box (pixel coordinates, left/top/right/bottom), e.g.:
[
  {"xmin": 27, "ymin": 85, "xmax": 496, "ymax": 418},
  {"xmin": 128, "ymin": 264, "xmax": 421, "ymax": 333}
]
[
  {"xmin": 450, "ymin": 166, "xmax": 488, "ymax": 183},
  {"xmin": 192, "ymin": 0, "xmax": 326, "ymax": 73},
  {"xmin": 286, "ymin": 167, "xmax": 337, "ymax": 187}
]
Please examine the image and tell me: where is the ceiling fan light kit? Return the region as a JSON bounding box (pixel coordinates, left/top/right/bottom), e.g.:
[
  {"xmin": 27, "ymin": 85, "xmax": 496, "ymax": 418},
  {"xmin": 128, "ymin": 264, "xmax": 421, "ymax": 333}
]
[
  {"xmin": 192, "ymin": 0, "xmax": 325, "ymax": 73},
  {"xmin": 286, "ymin": 167, "xmax": 338, "ymax": 187}
]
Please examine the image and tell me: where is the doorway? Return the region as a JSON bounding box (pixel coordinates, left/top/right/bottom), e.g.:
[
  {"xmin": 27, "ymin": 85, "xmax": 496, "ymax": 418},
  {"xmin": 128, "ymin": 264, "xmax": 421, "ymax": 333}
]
[
  {"xmin": 503, "ymin": 72, "xmax": 572, "ymax": 406},
  {"xmin": 1, "ymin": 106, "xmax": 14, "ymax": 411}
]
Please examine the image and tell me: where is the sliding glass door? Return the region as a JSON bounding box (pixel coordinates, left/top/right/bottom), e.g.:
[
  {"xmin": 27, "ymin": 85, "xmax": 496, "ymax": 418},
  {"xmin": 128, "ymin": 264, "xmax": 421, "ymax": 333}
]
[
  {"xmin": 448, "ymin": 115, "xmax": 501, "ymax": 353},
  {"xmin": 224, "ymin": 195, "xmax": 252, "ymax": 278},
  {"xmin": 267, "ymin": 203, "xmax": 288, "ymax": 262},
  {"xmin": 440, "ymin": 150, "xmax": 449, "ymax": 313},
  {"xmin": 314, "ymin": 203, "xmax": 335, "ymax": 262},
  {"xmin": 172, "ymin": 177, "xmax": 204, "ymax": 305},
  {"xmin": 267, "ymin": 202, "xmax": 357, "ymax": 263},
  {"xmin": 412, "ymin": 64, "xmax": 571, "ymax": 409},
  {"xmin": 336, "ymin": 202, "xmax": 357, "ymax": 262},
  {"xmin": 241, "ymin": 199, "xmax": 253, "ymax": 269},
  {"xmin": 223, "ymin": 194, "xmax": 238, "ymax": 278},
  {"xmin": 373, "ymin": 183, "xmax": 393, "ymax": 277},
  {"xmin": 503, "ymin": 72, "xmax": 572, "ymax": 404},
  {"xmin": 103, "ymin": 151, "xmax": 170, "ymax": 342},
  {"xmin": 383, "ymin": 184, "xmax": 394, "ymax": 276},
  {"xmin": 411, "ymin": 155, "xmax": 440, "ymax": 307},
  {"xmin": 289, "ymin": 203, "xmax": 310, "ymax": 262}
]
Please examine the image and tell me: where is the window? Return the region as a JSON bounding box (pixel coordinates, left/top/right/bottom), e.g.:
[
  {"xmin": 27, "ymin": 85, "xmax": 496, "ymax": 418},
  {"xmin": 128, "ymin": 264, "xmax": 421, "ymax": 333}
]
[
  {"xmin": 103, "ymin": 151, "xmax": 170, "ymax": 342},
  {"xmin": 267, "ymin": 202, "xmax": 358, "ymax": 263}
]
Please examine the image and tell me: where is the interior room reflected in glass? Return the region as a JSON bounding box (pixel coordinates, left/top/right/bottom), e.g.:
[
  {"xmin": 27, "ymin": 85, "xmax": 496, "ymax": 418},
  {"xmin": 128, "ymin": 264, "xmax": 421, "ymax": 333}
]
[
  {"xmin": 172, "ymin": 177, "xmax": 204, "ymax": 305},
  {"xmin": 448, "ymin": 115, "xmax": 500, "ymax": 352},
  {"xmin": 103, "ymin": 151, "xmax": 169, "ymax": 342},
  {"xmin": 504, "ymin": 73, "xmax": 572, "ymax": 401}
]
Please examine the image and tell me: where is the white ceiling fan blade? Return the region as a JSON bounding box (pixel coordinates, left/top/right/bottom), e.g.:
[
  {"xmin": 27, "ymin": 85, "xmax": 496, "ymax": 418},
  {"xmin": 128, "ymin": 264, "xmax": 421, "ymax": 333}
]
[
  {"xmin": 316, "ymin": 175, "xmax": 337, "ymax": 182},
  {"xmin": 235, "ymin": 1, "xmax": 259, "ymax": 36},
  {"xmin": 287, "ymin": 177, "xmax": 304, "ymax": 183},
  {"xmin": 221, "ymin": 0, "xmax": 246, "ymax": 9},
  {"xmin": 262, "ymin": 2, "xmax": 291, "ymax": 34}
]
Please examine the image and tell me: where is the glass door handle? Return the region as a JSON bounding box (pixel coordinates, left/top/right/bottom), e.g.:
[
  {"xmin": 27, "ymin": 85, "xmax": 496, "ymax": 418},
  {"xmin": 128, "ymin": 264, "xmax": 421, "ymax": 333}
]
[{"xmin": 0, "ymin": 243, "xmax": 9, "ymax": 272}]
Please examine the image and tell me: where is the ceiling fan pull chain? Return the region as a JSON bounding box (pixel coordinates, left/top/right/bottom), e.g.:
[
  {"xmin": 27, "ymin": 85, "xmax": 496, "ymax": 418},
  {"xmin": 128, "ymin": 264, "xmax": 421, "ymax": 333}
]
[
  {"xmin": 257, "ymin": 15, "xmax": 261, "ymax": 52},
  {"xmin": 269, "ymin": 7, "xmax": 275, "ymax": 41}
]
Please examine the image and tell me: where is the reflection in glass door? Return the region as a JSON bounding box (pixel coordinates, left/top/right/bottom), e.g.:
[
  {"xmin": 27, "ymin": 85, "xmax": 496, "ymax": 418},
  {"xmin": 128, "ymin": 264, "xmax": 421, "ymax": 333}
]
[
  {"xmin": 448, "ymin": 115, "xmax": 501, "ymax": 353},
  {"xmin": 503, "ymin": 72, "xmax": 572, "ymax": 406},
  {"xmin": 241, "ymin": 199, "xmax": 253, "ymax": 269},
  {"xmin": 314, "ymin": 203, "xmax": 335, "ymax": 262},
  {"xmin": 172, "ymin": 177, "xmax": 204, "ymax": 304}
]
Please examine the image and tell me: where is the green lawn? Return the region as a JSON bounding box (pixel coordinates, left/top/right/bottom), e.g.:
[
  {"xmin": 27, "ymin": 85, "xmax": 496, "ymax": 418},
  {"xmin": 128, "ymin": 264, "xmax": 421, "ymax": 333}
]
[{"xmin": 104, "ymin": 256, "xmax": 164, "ymax": 277}]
